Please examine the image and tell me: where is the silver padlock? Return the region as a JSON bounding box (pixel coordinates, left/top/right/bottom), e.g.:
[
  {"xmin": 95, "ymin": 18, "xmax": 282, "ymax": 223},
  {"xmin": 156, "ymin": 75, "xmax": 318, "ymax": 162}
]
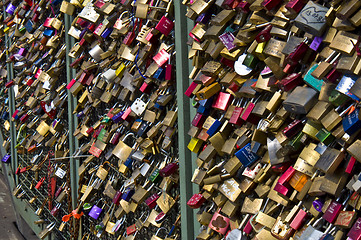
[
  {"xmin": 226, "ymin": 214, "xmax": 250, "ymax": 240},
  {"xmin": 298, "ymin": 218, "xmax": 331, "ymax": 240}
]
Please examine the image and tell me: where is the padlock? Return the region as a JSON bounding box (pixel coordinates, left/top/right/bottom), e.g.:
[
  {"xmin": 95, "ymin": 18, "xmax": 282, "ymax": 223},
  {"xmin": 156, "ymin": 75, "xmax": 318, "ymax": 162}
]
[
  {"xmin": 145, "ymin": 193, "xmax": 160, "ymax": 209},
  {"xmin": 151, "ymin": 227, "xmax": 168, "ymax": 240},
  {"xmin": 130, "ymin": 94, "xmax": 149, "ymax": 116},
  {"xmin": 187, "ymin": 193, "xmax": 206, "ymax": 209},
  {"xmin": 208, "ymin": 208, "xmax": 230, "ymax": 235}
]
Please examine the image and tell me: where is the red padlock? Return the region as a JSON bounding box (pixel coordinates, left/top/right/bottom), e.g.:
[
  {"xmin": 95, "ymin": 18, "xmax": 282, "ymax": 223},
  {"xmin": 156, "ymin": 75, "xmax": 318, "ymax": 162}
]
[
  {"xmin": 191, "ymin": 113, "xmax": 207, "ymax": 128},
  {"xmin": 278, "ymin": 72, "xmax": 303, "ymax": 92},
  {"xmin": 286, "ymin": 39, "xmax": 309, "ymax": 64},
  {"xmin": 212, "ymin": 92, "xmax": 233, "ymax": 111},
  {"xmin": 285, "ymin": 0, "xmax": 306, "ymax": 14},
  {"xmin": 278, "ymin": 166, "xmax": 296, "ymax": 185},
  {"xmin": 145, "ymin": 193, "xmax": 160, "ymax": 209},
  {"xmin": 282, "ymin": 119, "xmax": 304, "ymax": 138},
  {"xmin": 153, "ymin": 49, "xmax": 170, "ymax": 67},
  {"xmin": 262, "ymin": 0, "xmax": 282, "ymax": 11},
  {"xmin": 155, "ymin": 16, "xmax": 174, "ymax": 36},
  {"xmin": 89, "ymin": 142, "xmax": 103, "ymax": 158},
  {"xmin": 121, "ymin": 107, "xmax": 132, "ymax": 121},
  {"xmin": 290, "ymin": 208, "xmax": 308, "ymax": 230},
  {"xmin": 184, "ymin": 81, "xmax": 199, "ymax": 97},
  {"xmin": 113, "ymin": 189, "xmax": 123, "ymax": 205},
  {"xmin": 123, "ymin": 31, "xmax": 135, "ymax": 46},
  {"xmin": 160, "ymin": 162, "xmax": 179, "ymax": 177},
  {"xmin": 255, "ymin": 24, "xmax": 272, "ymax": 43},
  {"xmin": 35, "ymin": 177, "xmax": 46, "ymax": 190},
  {"xmin": 126, "ymin": 224, "xmax": 137, "ymax": 235},
  {"xmin": 187, "ymin": 193, "xmax": 206, "ymax": 209},
  {"xmin": 5, "ymin": 80, "xmax": 14, "ymax": 88}
]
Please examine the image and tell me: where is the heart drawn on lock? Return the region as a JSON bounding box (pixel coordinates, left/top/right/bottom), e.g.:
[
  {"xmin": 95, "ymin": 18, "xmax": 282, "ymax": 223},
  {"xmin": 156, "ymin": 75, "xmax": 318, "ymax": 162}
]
[
  {"xmin": 40, "ymin": 101, "xmax": 56, "ymax": 120},
  {"xmin": 299, "ymin": 7, "xmax": 326, "ymax": 25},
  {"xmin": 212, "ymin": 216, "xmax": 228, "ymax": 230}
]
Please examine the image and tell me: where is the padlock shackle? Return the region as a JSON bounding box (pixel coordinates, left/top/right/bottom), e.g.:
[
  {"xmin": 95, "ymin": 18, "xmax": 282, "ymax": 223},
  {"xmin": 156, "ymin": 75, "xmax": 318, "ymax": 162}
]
[
  {"xmin": 122, "ymin": 132, "xmax": 135, "ymax": 142},
  {"xmin": 155, "ymin": 227, "xmax": 168, "ymax": 237}
]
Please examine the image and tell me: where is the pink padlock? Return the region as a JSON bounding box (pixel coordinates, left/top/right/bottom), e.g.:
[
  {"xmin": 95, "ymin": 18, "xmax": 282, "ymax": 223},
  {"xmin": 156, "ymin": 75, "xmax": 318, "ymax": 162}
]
[
  {"xmin": 348, "ymin": 217, "xmax": 361, "ymax": 240},
  {"xmin": 184, "ymin": 81, "xmax": 199, "ymax": 97},
  {"xmin": 155, "ymin": 16, "xmax": 174, "ymax": 36},
  {"xmin": 278, "ymin": 166, "xmax": 296, "ymax": 185},
  {"xmin": 208, "ymin": 208, "xmax": 230, "ymax": 235}
]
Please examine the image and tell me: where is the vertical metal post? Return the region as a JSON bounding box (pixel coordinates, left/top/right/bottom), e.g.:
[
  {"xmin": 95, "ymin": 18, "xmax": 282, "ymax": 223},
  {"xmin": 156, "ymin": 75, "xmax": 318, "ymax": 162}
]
[
  {"xmin": 186, "ymin": 14, "xmax": 202, "ymax": 235},
  {"xmin": 64, "ymin": 13, "xmax": 79, "ymax": 209},
  {"xmin": 174, "ymin": 1, "xmax": 199, "ymax": 239},
  {"xmin": 64, "ymin": 13, "xmax": 80, "ymax": 240}
]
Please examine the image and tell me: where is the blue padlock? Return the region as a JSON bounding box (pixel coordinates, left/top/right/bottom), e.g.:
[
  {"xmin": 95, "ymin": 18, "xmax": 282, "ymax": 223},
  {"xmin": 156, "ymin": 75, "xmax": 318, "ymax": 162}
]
[
  {"xmin": 206, "ymin": 115, "xmax": 224, "ymax": 137},
  {"xmin": 137, "ymin": 121, "xmax": 149, "ymax": 137},
  {"xmin": 101, "ymin": 28, "xmax": 113, "ymax": 39},
  {"xmin": 25, "ymin": 20, "xmax": 34, "ymax": 33},
  {"xmin": 154, "ymin": 103, "xmax": 165, "ymax": 110},
  {"xmin": 336, "ymin": 74, "xmax": 360, "ymax": 101},
  {"xmin": 124, "ymin": 158, "xmax": 133, "ymax": 169},
  {"xmin": 197, "ymin": 105, "xmax": 210, "ymax": 115},
  {"xmin": 1, "ymin": 154, "xmax": 10, "ymax": 163},
  {"xmin": 79, "ymin": 28, "xmax": 87, "ymax": 39},
  {"xmin": 43, "ymin": 29, "xmax": 55, "ymax": 37},
  {"xmin": 343, "ymin": 108, "xmax": 361, "ymax": 135},
  {"xmin": 121, "ymin": 188, "xmax": 135, "ymax": 202},
  {"xmin": 1, "ymin": 110, "xmax": 9, "ymax": 120},
  {"xmin": 34, "ymin": 58, "xmax": 43, "ymax": 67},
  {"xmin": 199, "ymin": 97, "xmax": 214, "ymax": 108},
  {"xmin": 112, "ymin": 112, "xmax": 124, "ymax": 123},
  {"xmin": 154, "ymin": 67, "xmax": 165, "ymax": 80},
  {"xmin": 51, "ymin": 0, "xmax": 62, "ymax": 6},
  {"xmin": 235, "ymin": 143, "xmax": 260, "ymax": 167}
]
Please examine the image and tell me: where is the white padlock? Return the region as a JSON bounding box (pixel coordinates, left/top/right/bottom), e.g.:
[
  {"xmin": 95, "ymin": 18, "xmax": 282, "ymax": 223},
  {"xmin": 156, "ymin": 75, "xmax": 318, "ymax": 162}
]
[{"xmin": 131, "ymin": 94, "xmax": 149, "ymax": 116}]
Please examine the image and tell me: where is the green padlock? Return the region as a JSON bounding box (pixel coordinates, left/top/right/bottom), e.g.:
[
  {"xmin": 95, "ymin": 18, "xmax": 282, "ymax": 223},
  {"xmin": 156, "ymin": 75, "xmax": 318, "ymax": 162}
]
[
  {"xmin": 243, "ymin": 53, "xmax": 259, "ymax": 69},
  {"xmin": 149, "ymin": 168, "xmax": 162, "ymax": 183},
  {"xmin": 329, "ymin": 90, "xmax": 350, "ymax": 106},
  {"xmin": 316, "ymin": 128, "xmax": 335, "ymax": 146}
]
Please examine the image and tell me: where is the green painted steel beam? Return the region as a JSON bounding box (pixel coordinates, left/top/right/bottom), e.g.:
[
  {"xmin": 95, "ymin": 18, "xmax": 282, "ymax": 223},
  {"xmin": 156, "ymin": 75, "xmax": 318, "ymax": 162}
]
[
  {"xmin": 174, "ymin": 1, "xmax": 197, "ymax": 239},
  {"xmin": 186, "ymin": 17, "xmax": 201, "ymax": 236},
  {"xmin": 64, "ymin": 13, "xmax": 81, "ymax": 240},
  {"xmin": 64, "ymin": 12, "xmax": 79, "ymax": 211}
]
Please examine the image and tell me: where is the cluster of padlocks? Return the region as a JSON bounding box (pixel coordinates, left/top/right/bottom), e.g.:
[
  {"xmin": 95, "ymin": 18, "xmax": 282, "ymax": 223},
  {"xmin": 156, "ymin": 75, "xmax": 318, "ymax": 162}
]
[
  {"xmin": 4, "ymin": 0, "xmax": 361, "ymax": 239},
  {"xmin": 1, "ymin": 0, "xmax": 75, "ymax": 238},
  {"xmin": 0, "ymin": 0, "xmax": 180, "ymax": 238},
  {"xmin": 68, "ymin": 0, "xmax": 181, "ymax": 239},
  {"xmin": 183, "ymin": 0, "xmax": 361, "ymax": 239}
]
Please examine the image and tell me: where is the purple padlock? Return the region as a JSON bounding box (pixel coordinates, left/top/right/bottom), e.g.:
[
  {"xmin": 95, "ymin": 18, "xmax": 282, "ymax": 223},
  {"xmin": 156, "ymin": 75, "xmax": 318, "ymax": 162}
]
[
  {"xmin": 313, "ymin": 199, "xmax": 324, "ymax": 212},
  {"xmin": 1, "ymin": 154, "xmax": 10, "ymax": 163},
  {"xmin": 6, "ymin": 3, "xmax": 16, "ymax": 15},
  {"xmin": 219, "ymin": 32, "xmax": 237, "ymax": 52},
  {"xmin": 88, "ymin": 204, "xmax": 103, "ymax": 220},
  {"xmin": 309, "ymin": 36, "xmax": 323, "ymax": 52},
  {"xmin": 196, "ymin": 11, "xmax": 212, "ymax": 24}
]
